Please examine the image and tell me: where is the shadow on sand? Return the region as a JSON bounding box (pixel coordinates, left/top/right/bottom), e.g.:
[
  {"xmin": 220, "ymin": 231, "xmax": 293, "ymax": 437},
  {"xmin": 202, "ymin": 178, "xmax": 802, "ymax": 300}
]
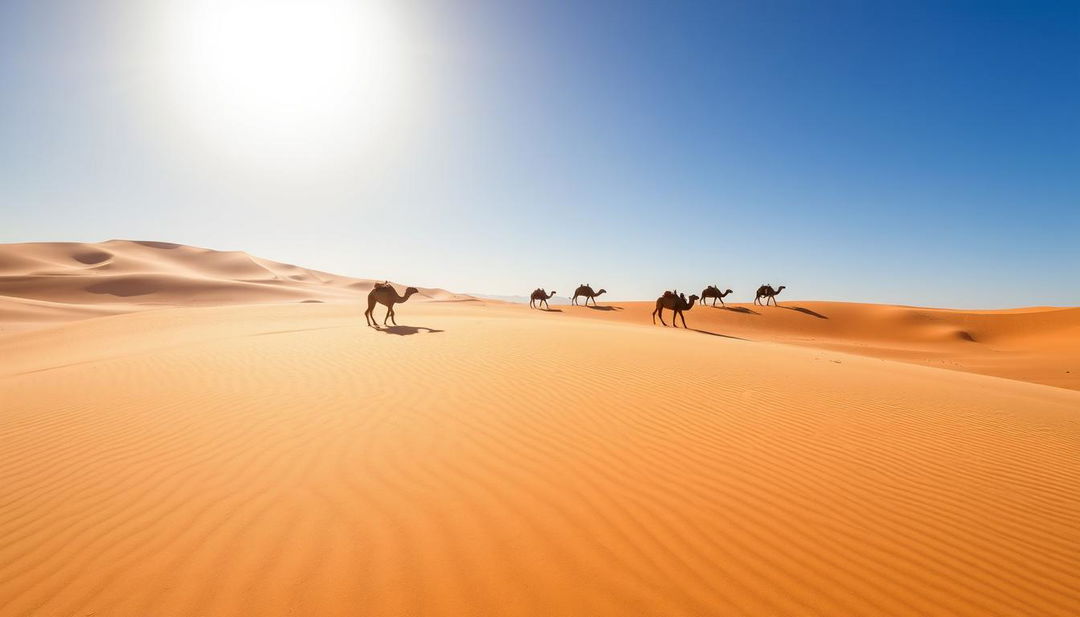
[
  {"xmin": 780, "ymin": 306, "xmax": 828, "ymax": 319},
  {"xmin": 718, "ymin": 306, "xmax": 758, "ymax": 315},
  {"xmin": 585, "ymin": 305, "xmax": 622, "ymax": 311},
  {"xmin": 371, "ymin": 325, "xmax": 445, "ymax": 336},
  {"xmin": 687, "ymin": 328, "xmax": 749, "ymax": 340},
  {"xmin": 539, "ymin": 308, "xmax": 564, "ymax": 312}
]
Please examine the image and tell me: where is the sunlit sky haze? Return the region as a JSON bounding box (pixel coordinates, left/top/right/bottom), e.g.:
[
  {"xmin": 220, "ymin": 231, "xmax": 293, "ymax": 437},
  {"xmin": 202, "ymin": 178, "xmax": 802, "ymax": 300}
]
[{"xmin": 2, "ymin": 1, "xmax": 1077, "ymax": 307}]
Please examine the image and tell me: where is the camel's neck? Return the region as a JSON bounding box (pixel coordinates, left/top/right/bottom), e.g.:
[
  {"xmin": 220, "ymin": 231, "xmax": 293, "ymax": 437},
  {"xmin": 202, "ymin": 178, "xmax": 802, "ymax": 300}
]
[
  {"xmin": 401, "ymin": 289, "xmax": 417, "ymax": 302},
  {"xmin": 685, "ymin": 297, "xmax": 697, "ymax": 309}
]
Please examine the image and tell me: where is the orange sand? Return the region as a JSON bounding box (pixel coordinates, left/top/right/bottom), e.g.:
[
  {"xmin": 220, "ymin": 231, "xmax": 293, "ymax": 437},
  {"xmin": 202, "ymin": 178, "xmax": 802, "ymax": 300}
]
[
  {"xmin": 0, "ymin": 240, "xmax": 466, "ymax": 332},
  {"xmin": 2, "ymin": 242, "xmax": 1078, "ymax": 616}
]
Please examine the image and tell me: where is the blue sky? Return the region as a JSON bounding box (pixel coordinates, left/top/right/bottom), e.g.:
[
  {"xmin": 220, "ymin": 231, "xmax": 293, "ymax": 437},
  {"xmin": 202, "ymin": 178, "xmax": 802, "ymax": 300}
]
[{"xmin": 2, "ymin": 0, "xmax": 1077, "ymax": 307}]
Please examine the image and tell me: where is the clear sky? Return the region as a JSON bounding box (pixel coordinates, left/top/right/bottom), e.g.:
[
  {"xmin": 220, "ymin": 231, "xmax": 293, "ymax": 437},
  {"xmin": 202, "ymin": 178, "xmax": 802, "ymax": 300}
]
[{"xmin": 2, "ymin": 0, "xmax": 1077, "ymax": 307}]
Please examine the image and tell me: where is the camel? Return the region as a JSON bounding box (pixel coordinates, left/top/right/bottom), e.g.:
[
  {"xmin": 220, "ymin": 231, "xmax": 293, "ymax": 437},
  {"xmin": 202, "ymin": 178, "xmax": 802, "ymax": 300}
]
[
  {"xmin": 530, "ymin": 288, "xmax": 557, "ymax": 309},
  {"xmin": 652, "ymin": 290, "xmax": 700, "ymax": 328},
  {"xmin": 365, "ymin": 281, "xmax": 419, "ymax": 326},
  {"xmin": 701, "ymin": 285, "xmax": 734, "ymax": 307},
  {"xmin": 571, "ymin": 284, "xmax": 607, "ymax": 306},
  {"xmin": 754, "ymin": 284, "xmax": 785, "ymax": 306}
]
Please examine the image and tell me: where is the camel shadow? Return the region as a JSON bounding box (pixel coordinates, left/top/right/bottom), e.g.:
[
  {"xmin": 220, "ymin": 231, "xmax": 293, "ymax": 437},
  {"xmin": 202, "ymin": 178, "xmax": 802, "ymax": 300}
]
[
  {"xmin": 585, "ymin": 305, "xmax": 622, "ymax": 311},
  {"xmin": 718, "ymin": 306, "xmax": 758, "ymax": 315},
  {"xmin": 371, "ymin": 325, "xmax": 445, "ymax": 336},
  {"xmin": 539, "ymin": 308, "xmax": 563, "ymax": 312},
  {"xmin": 780, "ymin": 306, "xmax": 828, "ymax": 319},
  {"xmin": 687, "ymin": 328, "xmax": 749, "ymax": 340}
]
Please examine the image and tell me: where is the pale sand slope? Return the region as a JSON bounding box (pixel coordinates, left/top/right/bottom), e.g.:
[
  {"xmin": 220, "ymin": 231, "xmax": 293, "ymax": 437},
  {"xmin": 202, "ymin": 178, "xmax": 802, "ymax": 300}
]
[
  {"xmin": 3, "ymin": 240, "xmax": 1075, "ymax": 392},
  {"xmin": 560, "ymin": 300, "xmax": 1080, "ymax": 391},
  {"xmin": 2, "ymin": 301, "xmax": 1078, "ymax": 616},
  {"xmin": 0, "ymin": 240, "xmax": 469, "ymax": 332}
]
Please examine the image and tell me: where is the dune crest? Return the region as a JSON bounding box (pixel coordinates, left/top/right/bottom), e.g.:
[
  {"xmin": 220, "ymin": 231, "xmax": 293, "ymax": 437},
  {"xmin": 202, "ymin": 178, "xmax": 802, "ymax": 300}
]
[
  {"xmin": 562, "ymin": 300, "xmax": 1080, "ymax": 390},
  {"xmin": 0, "ymin": 240, "xmax": 469, "ymax": 331}
]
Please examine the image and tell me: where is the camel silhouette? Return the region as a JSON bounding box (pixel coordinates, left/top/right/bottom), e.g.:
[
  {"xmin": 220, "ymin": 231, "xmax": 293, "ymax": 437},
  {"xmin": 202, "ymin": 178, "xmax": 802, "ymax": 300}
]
[
  {"xmin": 652, "ymin": 290, "xmax": 700, "ymax": 328},
  {"xmin": 701, "ymin": 285, "xmax": 734, "ymax": 307},
  {"xmin": 754, "ymin": 284, "xmax": 785, "ymax": 306},
  {"xmin": 365, "ymin": 281, "xmax": 419, "ymax": 326},
  {"xmin": 571, "ymin": 284, "xmax": 607, "ymax": 306},
  {"xmin": 530, "ymin": 288, "xmax": 557, "ymax": 309}
]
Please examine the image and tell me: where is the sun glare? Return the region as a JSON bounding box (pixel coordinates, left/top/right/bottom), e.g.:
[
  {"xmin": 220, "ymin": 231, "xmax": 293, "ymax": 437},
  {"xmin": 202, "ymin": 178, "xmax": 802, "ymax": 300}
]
[{"xmin": 154, "ymin": 0, "xmax": 411, "ymax": 171}]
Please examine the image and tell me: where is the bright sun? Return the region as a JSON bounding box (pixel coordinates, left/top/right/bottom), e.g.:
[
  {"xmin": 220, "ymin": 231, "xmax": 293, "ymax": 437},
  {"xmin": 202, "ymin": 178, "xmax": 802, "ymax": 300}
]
[{"xmin": 154, "ymin": 0, "xmax": 410, "ymax": 170}]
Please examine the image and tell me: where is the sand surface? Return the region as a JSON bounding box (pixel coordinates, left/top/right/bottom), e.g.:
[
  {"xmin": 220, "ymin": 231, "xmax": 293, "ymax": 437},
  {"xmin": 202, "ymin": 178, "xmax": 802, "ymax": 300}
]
[
  {"xmin": 0, "ymin": 240, "xmax": 467, "ymax": 332},
  {"xmin": 2, "ymin": 243, "xmax": 1079, "ymax": 616}
]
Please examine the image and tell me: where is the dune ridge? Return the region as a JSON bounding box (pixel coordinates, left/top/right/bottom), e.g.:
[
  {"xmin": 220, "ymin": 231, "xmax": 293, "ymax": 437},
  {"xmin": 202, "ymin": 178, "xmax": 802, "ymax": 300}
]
[
  {"xmin": 0, "ymin": 240, "xmax": 469, "ymax": 331},
  {"xmin": 558, "ymin": 300, "xmax": 1080, "ymax": 391},
  {"xmin": 2, "ymin": 240, "xmax": 1076, "ymax": 391},
  {"xmin": 1, "ymin": 301, "xmax": 1078, "ymax": 616}
]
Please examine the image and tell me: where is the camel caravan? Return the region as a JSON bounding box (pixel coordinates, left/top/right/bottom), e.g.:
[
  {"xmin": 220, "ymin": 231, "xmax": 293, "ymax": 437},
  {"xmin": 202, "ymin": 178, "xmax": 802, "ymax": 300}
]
[
  {"xmin": 366, "ymin": 278, "xmax": 788, "ymax": 330},
  {"xmin": 521, "ymin": 282, "xmax": 788, "ymax": 329}
]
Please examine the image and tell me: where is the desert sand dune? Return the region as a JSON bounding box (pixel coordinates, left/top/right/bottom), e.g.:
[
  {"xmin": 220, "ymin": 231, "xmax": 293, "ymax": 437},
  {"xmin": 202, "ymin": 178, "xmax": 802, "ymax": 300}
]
[
  {"xmin": 1, "ymin": 301, "xmax": 1078, "ymax": 616},
  {"xmin": 2, "ymin": 242, "xmax": 1079, "ymax": 615},
  {"xmin": 561, "ymin": 300, "xmax": 1080, "ymax": 390},
  {"xmin": 0, "ymin": 240, "xmax": 468, "ymax": 332}
]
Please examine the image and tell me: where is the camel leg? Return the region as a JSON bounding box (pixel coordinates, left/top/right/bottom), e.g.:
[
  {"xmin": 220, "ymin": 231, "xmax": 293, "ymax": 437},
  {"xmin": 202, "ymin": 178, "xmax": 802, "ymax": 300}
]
[
  {"xmin": 365, "ymin": 299, "xmax": 376, "ymax": 326},
  {"xmin": 383, "ymin": 305, "xmax": 392, "ymax": 326},
  {"xmin": 530, "ymin": 299, "xmax": 535, "ymax": 309},
  {"xmin": 719, "ymin": 297, "xmax": 725, "ymax": 307},
  {"xmin": 679, "ymin": 310, "xmax": 688, "ymax": 328}
]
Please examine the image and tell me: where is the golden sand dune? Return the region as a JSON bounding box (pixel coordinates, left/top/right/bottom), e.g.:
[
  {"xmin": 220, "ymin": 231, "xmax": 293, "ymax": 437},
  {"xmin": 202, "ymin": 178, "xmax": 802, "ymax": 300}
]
[
  {"xmin": 561, "ymin": 299, "xmax": 1080, "ymax": 391},
  {"xmin": 2, "ymin": 244, "xmax": 1079, "ymax": 615},
  {"xmin": 0, "ymin": 240, "xmax": 468, "ymax": 331},
  {"xmin": 2, "ymin": 300, "xmax": 1079, "ymax": 616}
]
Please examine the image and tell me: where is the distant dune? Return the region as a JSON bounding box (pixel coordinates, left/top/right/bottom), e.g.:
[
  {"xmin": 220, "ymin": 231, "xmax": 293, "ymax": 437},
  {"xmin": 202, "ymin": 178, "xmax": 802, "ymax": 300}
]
[
  {"xmin": 561, "ymin": 299, "xmax": 1080, "ymax": 391},
  {"xmin": 2, "ymin": 242, "xmax": 1078, "ymax": 616},
  {"xmin": 0, "ymin": 240, "xmax": 470, "ymax": 331}
]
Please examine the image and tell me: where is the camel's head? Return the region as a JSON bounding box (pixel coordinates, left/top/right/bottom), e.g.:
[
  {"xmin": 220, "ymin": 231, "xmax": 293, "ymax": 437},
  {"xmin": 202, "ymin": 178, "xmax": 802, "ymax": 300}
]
[
  {"xmin": 596, "ymin": 288, "xmax": 607, "ymax": 295},
  {"xmin": 725, "ymin": 288, "xmax": 733, "ymax": 294},
  {"xmin": 776, "ymin": 286, "xmax": 786, "ymax": 293},
  {"xmin": 405, "ymin": 286, "xmax": 419, "ymax": 297},
  {"xmin": 689, "ymin": 294, "xmax": 700, "ymax": 303}
]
